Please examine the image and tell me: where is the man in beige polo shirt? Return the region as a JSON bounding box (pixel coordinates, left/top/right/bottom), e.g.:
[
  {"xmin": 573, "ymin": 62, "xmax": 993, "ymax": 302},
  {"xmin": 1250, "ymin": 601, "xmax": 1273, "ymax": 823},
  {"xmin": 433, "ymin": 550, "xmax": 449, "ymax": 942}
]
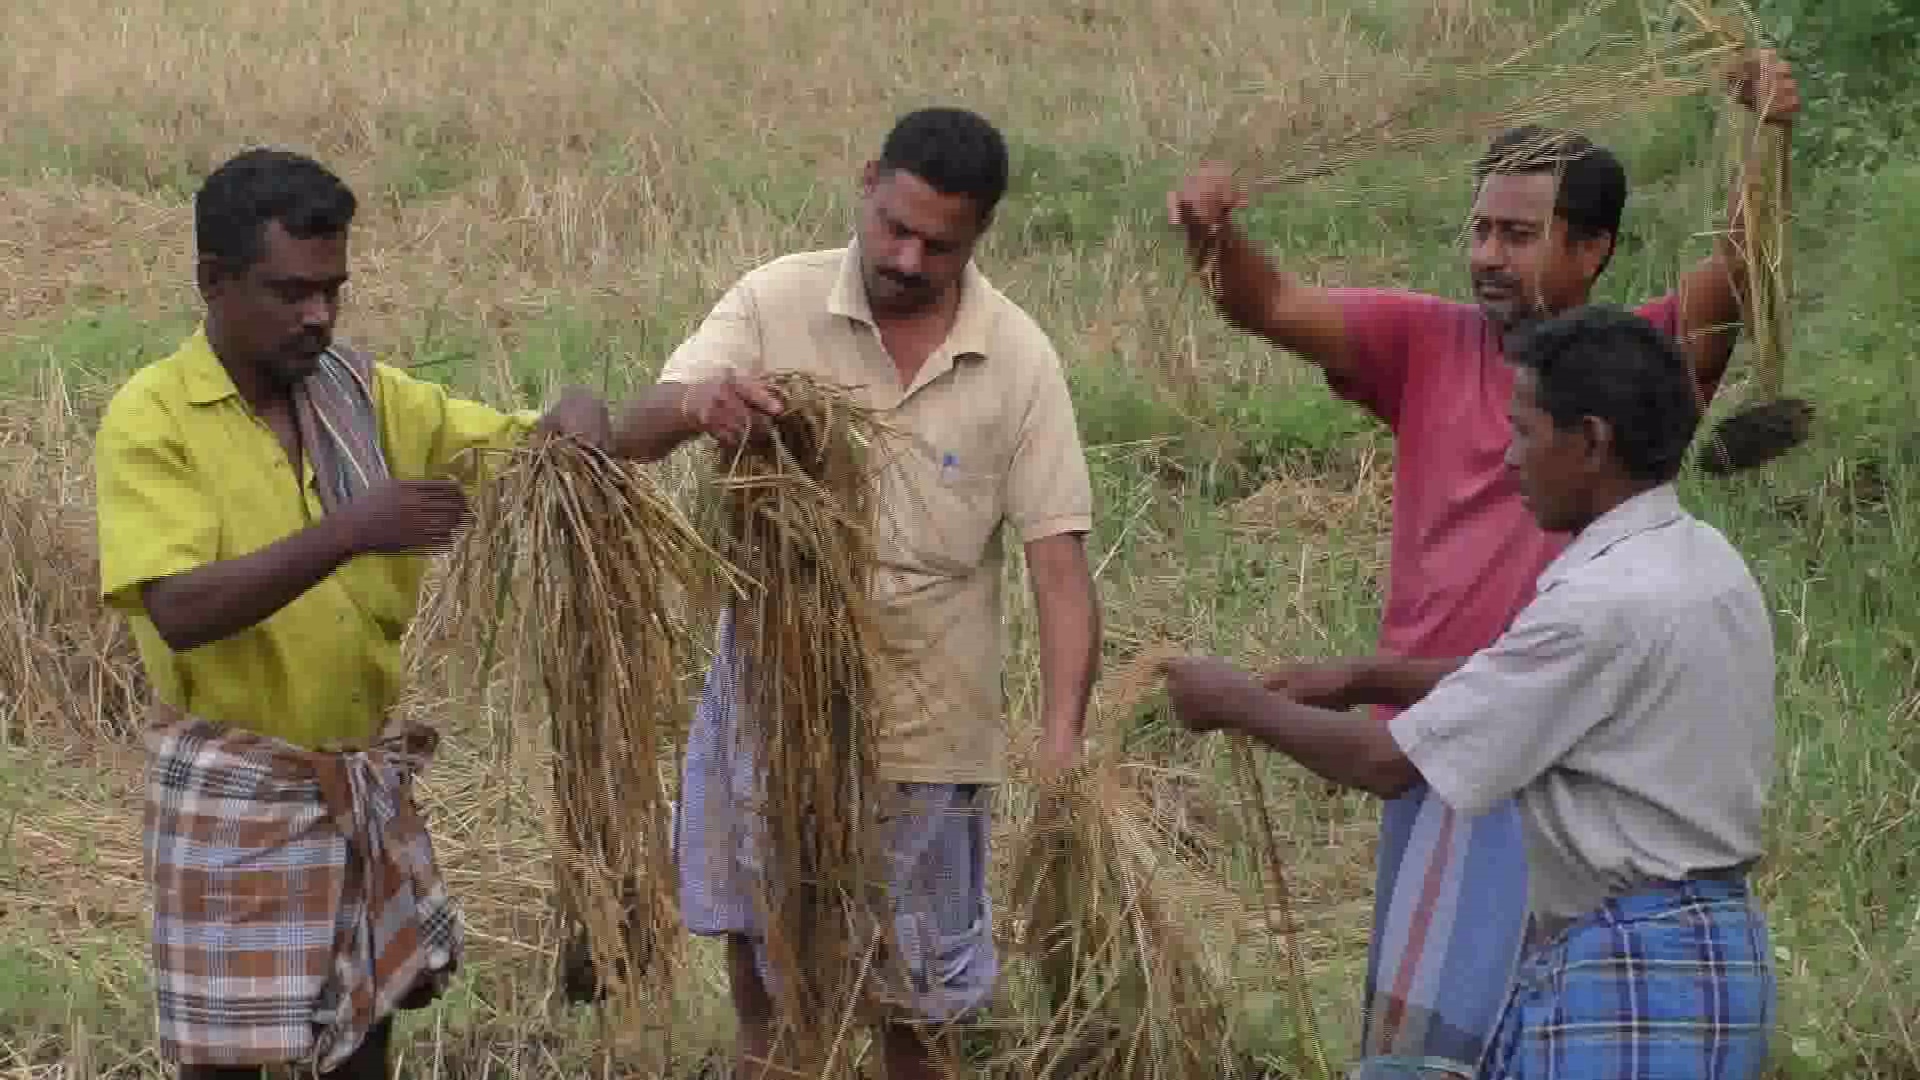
[{"xmin": 611, "ymin": 106, "xmax": 1101, "ymax": 1079}]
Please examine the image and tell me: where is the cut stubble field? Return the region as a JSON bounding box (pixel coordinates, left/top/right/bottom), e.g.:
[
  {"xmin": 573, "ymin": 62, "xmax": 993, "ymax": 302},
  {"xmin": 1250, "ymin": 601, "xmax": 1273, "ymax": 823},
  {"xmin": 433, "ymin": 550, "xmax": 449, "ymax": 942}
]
[{"xmin": 1, "ymin": 0, "xmax": 1916, "ymax": 1076}]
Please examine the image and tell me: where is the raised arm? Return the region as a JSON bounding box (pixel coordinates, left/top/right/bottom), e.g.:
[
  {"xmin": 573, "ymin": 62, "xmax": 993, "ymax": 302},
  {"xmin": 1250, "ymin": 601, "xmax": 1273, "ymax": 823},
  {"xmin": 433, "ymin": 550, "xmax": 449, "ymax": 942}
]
[
  {"xmin": 1168, "ymin": 165, "xmax": 1357, "ymax": 386},
  {"xmin": 1672, "ymin": 49, "xmax": 1801, "ymax": 403}
]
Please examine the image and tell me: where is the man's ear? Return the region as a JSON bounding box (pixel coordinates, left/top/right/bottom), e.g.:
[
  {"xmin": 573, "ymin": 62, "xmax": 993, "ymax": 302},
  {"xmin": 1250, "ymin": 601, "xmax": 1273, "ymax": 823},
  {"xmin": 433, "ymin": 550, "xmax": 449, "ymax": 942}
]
[
  {"xmin": 1578, "ymin": 414, "xmax": 1616, "ymax": 472},
  {"xmin": 860, "ymin": 160, "xmax": 880, "ymax": 196},
  {"xmin": 195, "ymin": 255, "xmax": 228, "ymax": 304},
  {"xmin": 1576, "ymin": 229, "xmax": 1615, "ymax": 282}
]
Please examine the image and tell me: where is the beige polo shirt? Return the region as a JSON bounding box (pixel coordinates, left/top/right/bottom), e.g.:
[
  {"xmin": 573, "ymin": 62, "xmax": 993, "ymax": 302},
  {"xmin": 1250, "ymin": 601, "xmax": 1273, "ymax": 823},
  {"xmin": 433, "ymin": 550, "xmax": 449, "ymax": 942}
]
[
  {"xmin": 1389, "ymin": 485, "xmax": 1775, "ymax": 923},
  {"xmin": 657, "ymin": 243, "xmax": 1095, "ymax": 784}
]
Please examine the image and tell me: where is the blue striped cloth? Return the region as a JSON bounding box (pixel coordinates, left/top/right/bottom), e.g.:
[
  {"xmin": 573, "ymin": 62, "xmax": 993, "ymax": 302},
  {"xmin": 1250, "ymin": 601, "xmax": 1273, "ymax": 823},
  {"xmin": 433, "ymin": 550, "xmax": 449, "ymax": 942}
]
[
  {"xmin": 1352, "ymin": 781, "xmax": 1533, "ymax": 1078},
  {"xmin": 1478, "ymin": 878, "xmax": 1775, "ymax": 1080}
]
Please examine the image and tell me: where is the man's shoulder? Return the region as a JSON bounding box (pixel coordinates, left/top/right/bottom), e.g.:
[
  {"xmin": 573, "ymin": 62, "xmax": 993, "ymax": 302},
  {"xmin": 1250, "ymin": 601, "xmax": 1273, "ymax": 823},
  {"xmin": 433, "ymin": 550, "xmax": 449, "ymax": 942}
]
[
  {"xmin": 1556, "ymin": 510, "xmax": 1760, "ymax": 618},
  {"xmin": 732, "ymin": 247, "xmax": 848, "ymax": 296},
  {"xmin": 100, "ymin": 342, "xmax": 201, "ymax": 435}
]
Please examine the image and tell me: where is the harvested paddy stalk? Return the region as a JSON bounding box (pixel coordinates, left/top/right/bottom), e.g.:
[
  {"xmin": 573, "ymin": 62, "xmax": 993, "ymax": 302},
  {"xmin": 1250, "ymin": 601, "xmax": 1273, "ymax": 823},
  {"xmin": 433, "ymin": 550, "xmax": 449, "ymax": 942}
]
[
  {"xmin": 1696, "ymin": 103, "xmax": 1808, "ymax": 473},
  {"xmin": 695, "ymin": 371, "xmax": 901, "ymax": 1077},
  {"xmin": 422, "ymin": 434, "xmax": 733, "ymax": 1040},
  {"xmin": 1008, "ymin": 762, "xmax": 1250, "ymax": 1080}
]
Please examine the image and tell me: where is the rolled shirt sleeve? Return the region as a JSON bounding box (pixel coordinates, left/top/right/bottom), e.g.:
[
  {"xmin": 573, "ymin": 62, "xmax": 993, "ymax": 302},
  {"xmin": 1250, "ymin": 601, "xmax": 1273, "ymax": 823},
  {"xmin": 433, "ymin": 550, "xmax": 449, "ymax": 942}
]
[{"xmin": 1388, "ymin": 584, "xmax": 1641, "ymax": 817}]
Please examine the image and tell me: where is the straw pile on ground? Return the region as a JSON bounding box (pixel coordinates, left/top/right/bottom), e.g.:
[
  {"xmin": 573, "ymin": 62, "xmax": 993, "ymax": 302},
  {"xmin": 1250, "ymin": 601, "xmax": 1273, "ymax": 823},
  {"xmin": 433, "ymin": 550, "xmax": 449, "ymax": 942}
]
[
  {"xmin": 419, "ymin": 433, "xmax": 734, "ymax": 1053},
  {"xmin": 691, "ymin": 370, "xmax": 904, "ymax": 1077}
]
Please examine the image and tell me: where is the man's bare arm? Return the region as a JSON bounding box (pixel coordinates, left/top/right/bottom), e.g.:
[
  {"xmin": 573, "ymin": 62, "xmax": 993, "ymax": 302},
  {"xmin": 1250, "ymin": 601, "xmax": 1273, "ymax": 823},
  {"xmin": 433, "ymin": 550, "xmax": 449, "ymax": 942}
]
[
  {"xmin": 143, "ymin": 479, "xmax": 469, "ymax": 651},
  {"xmin": 609, "ymin": 374, "xmax": 784, "ymax": 464},
  {"xmin": 1027, "ymin": 532, "xmax": 1101, "ymax": 772},
  {"xmin": 1169, "ymin": 166, "xmax": 1357, "ymax": 389}
]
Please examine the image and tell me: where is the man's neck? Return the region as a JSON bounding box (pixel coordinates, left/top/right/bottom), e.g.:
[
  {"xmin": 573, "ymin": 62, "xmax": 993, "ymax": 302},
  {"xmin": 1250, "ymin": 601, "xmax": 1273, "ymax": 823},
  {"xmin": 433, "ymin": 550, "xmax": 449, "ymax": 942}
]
[{"xmin": 207, "ymin": 328, "xmax": 289, "ymax": 416}]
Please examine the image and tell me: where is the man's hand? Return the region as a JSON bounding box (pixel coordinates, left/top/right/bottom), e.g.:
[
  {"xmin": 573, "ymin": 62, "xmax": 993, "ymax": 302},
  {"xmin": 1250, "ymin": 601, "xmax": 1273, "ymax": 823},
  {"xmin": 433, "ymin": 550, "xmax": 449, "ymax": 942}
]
[
  {"xmin": 1167, "ymin": 163, "xmax": 1250, "ymax": 268},
  {"xmin": 680, "ymin": 372, "xmax": 784, "ymax": 449},
  {"xmin": 1036, "ymin": 724, "xmax": 1082, "ymax": 779},
  {"xmin": 1159, "ymin": 654, "xmax": 1263, "ymax": 736},
  {"xmin": 1726, "ymin": 48, "xmax": 1800, "ymax": 125},
  {"xmin": 1262, "ymin": 659, "xmax": 1367, "ymax": 711},
  {"xmin": 331, "ymin": 479, "xmax": 472, "ymax": 557},
  {"xmin": 536, "ymin": 387, "xmax": 613, "ymax": 449}
]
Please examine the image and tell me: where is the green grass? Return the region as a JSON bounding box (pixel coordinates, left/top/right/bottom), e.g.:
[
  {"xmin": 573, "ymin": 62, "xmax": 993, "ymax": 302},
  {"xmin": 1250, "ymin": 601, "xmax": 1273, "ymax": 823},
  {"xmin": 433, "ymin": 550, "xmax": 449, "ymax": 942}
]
[{"xmin": 2, "ymin": 0, "xmax": 1917, "ymax": 1075}]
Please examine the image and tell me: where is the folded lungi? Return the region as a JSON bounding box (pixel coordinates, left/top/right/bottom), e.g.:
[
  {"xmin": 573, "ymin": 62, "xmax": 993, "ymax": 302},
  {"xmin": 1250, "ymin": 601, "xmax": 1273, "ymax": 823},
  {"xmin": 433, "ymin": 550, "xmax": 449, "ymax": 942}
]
[{"xmin": 142, "ymin": 705, "xmax": 462, "ymax": 1071}]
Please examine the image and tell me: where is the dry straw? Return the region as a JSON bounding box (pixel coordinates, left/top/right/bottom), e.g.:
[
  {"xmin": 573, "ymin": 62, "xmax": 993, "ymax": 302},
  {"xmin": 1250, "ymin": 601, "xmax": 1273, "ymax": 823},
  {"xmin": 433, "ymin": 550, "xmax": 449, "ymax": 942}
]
[
  {"xmin": 419, "ymin": 432, "xmax": 738, "ymax": 1056},
  {"xmin": 998, "ymin": 644, "xmax": 1329, "ymax": 1080},
  {"xmin": 691, "ymin": 370, "xmax": 906, "ymax": 1078},
  {"xmin": 0, "ymin": 369, "xmax": 146, "ymax": 747},
  {"xmin": 1006, "ymin": 762, "xmax": 1253, "ymax": 1080}
]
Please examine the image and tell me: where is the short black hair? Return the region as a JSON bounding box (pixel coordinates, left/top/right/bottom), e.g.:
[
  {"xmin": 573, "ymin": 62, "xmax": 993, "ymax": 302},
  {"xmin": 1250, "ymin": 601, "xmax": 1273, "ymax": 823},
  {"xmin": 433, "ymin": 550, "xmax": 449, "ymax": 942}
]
[
  {"xmin": 876, "ymin": 107, "xmax": 1010, "ymax": 221},
  {"xmin": 195, "ymin": 148, "xmax": 357, "ymax": 275},
  {"xmin": 1508, "ymin": 304, "xmax": 1701, "ymax": 484},
  {"xmin": 1476, "ymin": 125, "xmax": 1627, "ymax": 266}
]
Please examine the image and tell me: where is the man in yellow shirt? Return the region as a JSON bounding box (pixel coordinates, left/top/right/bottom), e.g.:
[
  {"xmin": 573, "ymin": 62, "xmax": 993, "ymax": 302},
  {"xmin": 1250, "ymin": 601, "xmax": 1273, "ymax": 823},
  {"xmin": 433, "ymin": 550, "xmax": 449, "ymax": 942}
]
[
  {"xmin": 610, "ymin": 107, "xmax": 1102, "ymax": 1080},
  {"xmin": 95, "ymin": 148, "xmax": 611, "ymax": 1080}
]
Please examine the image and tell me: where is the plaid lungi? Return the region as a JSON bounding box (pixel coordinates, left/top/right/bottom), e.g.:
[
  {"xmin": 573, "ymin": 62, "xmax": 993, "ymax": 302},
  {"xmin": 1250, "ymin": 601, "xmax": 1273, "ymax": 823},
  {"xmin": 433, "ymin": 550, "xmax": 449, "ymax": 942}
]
[
  {"xmin": 674, "ymin": 610, "xmax": 998, "ymax": 1022},
  {"xmin": 1477, "ymin": 878, "xmax": 1775, "ymax": 1080},
  {"xmin": 142, "ymin": 706, "xmax": 462, "ymax": 1071}
]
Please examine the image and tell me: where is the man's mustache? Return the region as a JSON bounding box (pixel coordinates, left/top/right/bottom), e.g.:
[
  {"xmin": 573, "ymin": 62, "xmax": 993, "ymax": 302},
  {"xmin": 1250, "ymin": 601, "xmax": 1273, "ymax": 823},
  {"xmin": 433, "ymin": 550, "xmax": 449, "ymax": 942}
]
[{"xmin": 881, "ymin": 268, "xmax": 930, "ymax": 291}]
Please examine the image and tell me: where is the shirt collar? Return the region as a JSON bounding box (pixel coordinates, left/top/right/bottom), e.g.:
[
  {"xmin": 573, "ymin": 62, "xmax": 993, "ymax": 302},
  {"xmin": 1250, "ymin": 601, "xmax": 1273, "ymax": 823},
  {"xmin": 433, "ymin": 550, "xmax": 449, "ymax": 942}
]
[
  {"xmin": 825, "ymin": 237, "xmax": 995, "ymax": 367},
  {"xmin": 179, "ymin": 323, "xmax": 242, "ymax": 406},
  {"xmin": 1540, "ymin": 483, "xmax": 1687, "ymax": 586}
]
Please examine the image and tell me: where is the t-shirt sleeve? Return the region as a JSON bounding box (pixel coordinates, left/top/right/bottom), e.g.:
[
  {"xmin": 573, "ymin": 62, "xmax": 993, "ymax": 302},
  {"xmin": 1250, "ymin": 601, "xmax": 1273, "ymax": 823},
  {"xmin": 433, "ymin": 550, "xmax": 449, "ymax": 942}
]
[
  {"xmin": 659, "ymin": 277, "xmax": 765, "ymax": 386},
  {"xmin": 1632, "ymin": 292, "xmax": 1718, "ymax": 405},
  {"xmin": 1387, "ymin": 583, "xmax": 1642, "ymax": 817},
  {"xmin": 1005, "ymin": 336, "xmax": 1094, "ymax": 543},
  {"xmin": 95, "ymin": 390, "xmax": 219, "ymax": 616},
  {"xmin": 1324, "ymin": 288, "xmax": 1454, "ymax": 431}
]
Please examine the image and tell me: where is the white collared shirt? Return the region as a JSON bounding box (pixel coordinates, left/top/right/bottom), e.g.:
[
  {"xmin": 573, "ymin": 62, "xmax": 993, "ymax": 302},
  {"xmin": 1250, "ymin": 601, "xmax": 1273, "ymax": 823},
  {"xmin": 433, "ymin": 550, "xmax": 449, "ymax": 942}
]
[{"xmin": 1390, "ymin": 484, "xmax": 1777, "ymax": 921}]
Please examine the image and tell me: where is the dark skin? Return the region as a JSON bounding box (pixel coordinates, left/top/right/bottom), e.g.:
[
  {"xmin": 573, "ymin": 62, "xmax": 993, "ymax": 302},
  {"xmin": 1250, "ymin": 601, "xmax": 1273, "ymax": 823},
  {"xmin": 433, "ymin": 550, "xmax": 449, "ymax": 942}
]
[
  {"xmin": 143, "ymin": 219, "xmax": 612, "ymax": 654},
  {"xmin": 1163, "ymin": 365, "xmax": 1656, "ymax": 797},
  {"xmin": 617, "ymin": 164, "xmax": 1099, "ymax": 1080},
  {"xmin": 1167, "ymin": 51, "xmax": 1800, "ymax": 405}
]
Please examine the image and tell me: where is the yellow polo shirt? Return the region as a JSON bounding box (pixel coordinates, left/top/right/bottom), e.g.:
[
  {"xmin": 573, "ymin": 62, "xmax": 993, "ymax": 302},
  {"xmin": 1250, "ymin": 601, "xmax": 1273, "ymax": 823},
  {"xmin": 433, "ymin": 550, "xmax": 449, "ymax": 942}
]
[
  {"xmin": 659, "ymin": 243, "xmax": 1095, "ymax": 784},
  {"xmin": 95, "ymin": 325, "xmax": 536, "ymax": 749}
]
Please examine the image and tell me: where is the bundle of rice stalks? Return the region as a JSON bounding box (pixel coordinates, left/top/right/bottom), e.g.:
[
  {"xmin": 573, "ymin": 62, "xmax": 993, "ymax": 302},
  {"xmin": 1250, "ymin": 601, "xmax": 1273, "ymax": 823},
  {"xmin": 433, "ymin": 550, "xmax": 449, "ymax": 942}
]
[
  {"xmin": 1003, "ymin": 762, "xmax": 1252, "ymax": 1080},
  {"xmin": 418, "ymin": 433, "xmax": 736, "ymax": 1048},
  {"xmin": 691, "ymin": 370, "xmax": 905, "ymax": 1077},
  {"xmin": 1696, "ymin": 77, "xmax": 1807, "ymax": 473}
]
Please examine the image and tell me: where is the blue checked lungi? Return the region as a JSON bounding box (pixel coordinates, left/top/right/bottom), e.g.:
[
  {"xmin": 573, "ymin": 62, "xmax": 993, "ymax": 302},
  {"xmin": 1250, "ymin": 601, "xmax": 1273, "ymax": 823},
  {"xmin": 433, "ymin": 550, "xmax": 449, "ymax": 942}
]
[
  {"xmin": 1351, "ymin": 779, "xmax": 1533, "ymax": 1079},
  {"xmin": 1477, "ymin": 877, "xmax": 1775, "ymax": 1080},
  {"xmin": 672, "ymin": 610, "xmax": 998, "ymax": 1022}
]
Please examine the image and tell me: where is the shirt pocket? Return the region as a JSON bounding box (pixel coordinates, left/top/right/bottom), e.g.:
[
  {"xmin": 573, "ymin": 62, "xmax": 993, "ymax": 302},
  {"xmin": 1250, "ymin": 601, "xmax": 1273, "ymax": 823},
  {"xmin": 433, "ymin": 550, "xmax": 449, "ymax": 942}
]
[{"xmin": 879, "ymin": 436, "xmax": 1005, "ymax": 579}]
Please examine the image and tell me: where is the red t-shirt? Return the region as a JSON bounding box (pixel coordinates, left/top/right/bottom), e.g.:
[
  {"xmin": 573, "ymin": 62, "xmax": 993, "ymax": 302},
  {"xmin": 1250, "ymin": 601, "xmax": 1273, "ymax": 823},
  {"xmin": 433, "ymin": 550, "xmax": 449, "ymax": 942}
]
[{"xmin": 1324, "ymin": 290, "xmax": 1695, "ymax": 667}]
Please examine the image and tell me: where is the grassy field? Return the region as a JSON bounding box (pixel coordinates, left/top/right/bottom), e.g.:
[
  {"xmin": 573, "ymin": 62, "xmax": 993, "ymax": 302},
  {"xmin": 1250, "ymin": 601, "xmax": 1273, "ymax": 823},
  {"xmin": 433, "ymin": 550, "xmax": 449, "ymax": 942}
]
[{"xmin": 2, "ymin": 0, "xmax": 1916, "ymax": 1075}]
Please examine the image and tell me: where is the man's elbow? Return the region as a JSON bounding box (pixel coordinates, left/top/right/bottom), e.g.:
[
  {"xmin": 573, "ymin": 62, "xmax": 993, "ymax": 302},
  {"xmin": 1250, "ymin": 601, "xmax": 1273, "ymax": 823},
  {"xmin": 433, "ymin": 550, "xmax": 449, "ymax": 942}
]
[{"xmin": 1359, "ymin": 753, "xmax": 1423, "ymax": 801}]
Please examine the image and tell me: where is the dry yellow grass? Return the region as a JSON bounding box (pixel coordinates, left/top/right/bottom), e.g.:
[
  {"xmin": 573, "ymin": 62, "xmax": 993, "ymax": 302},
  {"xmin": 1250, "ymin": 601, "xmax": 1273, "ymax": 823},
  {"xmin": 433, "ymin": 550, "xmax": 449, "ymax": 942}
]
[{"xmin": 4, "ymin": 0, "xmax": 1863, "ymax": 1075}]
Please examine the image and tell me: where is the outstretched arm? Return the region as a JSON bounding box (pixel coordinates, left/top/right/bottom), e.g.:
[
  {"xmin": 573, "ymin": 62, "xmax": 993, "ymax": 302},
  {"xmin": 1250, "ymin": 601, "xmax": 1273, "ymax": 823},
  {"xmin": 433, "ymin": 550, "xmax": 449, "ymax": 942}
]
[{"xmin": 1168, "ymin": 166, "xmax": 1356, "ymax": 390}]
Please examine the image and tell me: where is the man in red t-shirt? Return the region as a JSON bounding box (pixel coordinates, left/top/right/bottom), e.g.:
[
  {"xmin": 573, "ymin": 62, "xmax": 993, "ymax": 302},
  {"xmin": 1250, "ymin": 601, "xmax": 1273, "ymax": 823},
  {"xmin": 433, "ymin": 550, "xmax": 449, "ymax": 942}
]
[{"xmin": 1165, "ymin": 53, "xmax": 1799, "ymax": 1078}]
